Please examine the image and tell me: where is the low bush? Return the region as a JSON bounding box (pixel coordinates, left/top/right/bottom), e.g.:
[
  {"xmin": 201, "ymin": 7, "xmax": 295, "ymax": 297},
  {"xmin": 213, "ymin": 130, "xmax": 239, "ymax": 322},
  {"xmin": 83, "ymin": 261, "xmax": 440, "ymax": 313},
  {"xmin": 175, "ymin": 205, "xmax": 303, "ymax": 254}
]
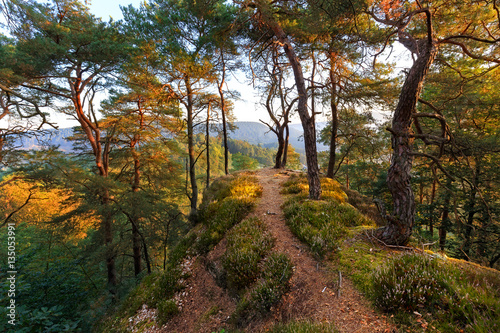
[
  {"xmin": 156, "ymin": 299, "xmax": 179, "ymax": 326},
  {"xmin": 250, "ymin": 253, "xmax": 293, "ymax": 313},
  {"xmin": 222, "ymin": 218, "xmax": 274, "ymax": 291},
  {"xmin": 370, "ymin": 252, "xmax": 500, "ymax": 332},
  {"xmin": 372, "ymin": 253, "xmax": 450, "ymax": 312},
  {"xmin": 230, "ymin": 253, "xmax": 294, "ymax": 326}
]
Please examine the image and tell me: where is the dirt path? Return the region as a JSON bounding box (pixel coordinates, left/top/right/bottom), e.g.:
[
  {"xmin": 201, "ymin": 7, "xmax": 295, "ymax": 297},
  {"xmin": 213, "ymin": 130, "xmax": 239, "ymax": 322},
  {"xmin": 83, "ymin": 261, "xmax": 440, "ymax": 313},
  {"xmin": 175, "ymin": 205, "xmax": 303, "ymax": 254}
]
[
  {"xmin": 247, "ymin": 168, "xmax": 396, "ymax": 333},
  {"xmin": 150, "ymin": 168, "xmax": 396, "ymax": 333}
]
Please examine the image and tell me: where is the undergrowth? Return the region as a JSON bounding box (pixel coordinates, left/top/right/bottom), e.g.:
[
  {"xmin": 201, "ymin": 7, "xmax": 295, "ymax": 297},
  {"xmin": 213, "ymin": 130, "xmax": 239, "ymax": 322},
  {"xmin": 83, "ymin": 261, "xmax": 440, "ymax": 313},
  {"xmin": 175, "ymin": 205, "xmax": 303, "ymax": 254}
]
[
  {"xmin": 98, "ymin": 172, "xmax": 261, "ymax": 332},
  {"xmin": 223, "ymin": 217, "xmax": 275, "ymax": 291},
  {"xmin": 231, "ymin": 252, "xmax": 293, "ymax": 326},
  {"xmin": 370, "ymin": 252, "xmax": 500, "ymax": 332},
  {"xmin": 280, "ymin": 173, "xmax": 500, "ymax": 332},
  {"xmin": 282, "ymin": 174, "xmax": 374, "ymax": 258},
  {"xmin": 219, "ymin": 215, "xmax": 293, "ymax": 327},
  {"xmin": 196, "ymin": 173, "xmax": 263, "ymax": 254}
]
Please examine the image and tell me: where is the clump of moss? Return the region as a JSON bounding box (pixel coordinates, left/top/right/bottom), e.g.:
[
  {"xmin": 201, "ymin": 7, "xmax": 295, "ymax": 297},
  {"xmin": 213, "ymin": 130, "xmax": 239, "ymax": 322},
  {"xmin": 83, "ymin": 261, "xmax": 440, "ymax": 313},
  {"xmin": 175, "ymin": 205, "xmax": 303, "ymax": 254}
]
[
  {"xmin": 281, "ymin": 174, "xmax": 374, "ymax": 258},
  {"xmin": 283, "ymin": 197, "xmax": 372, "ymax": 257},
  {"xmin": 196, "ymin": 173, "xmax": 263, "ymax": 255}
]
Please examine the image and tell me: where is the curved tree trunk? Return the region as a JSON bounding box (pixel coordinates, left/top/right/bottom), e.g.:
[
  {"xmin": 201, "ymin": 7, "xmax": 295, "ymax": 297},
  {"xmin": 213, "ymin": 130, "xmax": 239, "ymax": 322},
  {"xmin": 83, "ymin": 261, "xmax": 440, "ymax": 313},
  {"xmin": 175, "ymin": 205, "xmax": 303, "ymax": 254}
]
[
  {"xmin": 274, "ymin": 127, "xmax": 285, "ymax": 169},
  {"xmin": 264, "ymin": 14, "xmax": 321, "ymax": 199},
  {"xmin": 376, "ymin": 41, "xmax": 438, "ymax": 246},
  {"xmin": 282, "ymin": 124, "xmax": 289, "ymax": 167}
]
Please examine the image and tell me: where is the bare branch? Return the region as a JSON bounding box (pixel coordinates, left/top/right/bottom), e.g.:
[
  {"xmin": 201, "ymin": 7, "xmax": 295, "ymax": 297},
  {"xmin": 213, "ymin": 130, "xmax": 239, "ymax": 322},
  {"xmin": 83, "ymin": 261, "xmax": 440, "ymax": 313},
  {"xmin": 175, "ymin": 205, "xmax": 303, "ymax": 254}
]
[
  {"xmin": 2, "ymin": 190, "xmax": 34, "ymax": 227},
  {"xmin": 439, "ymin": 39, "xmax": 500, "ymax": 64},
  {"xmin": 409, "ymin": 152, "xmax": 455, "ymax": 180}
]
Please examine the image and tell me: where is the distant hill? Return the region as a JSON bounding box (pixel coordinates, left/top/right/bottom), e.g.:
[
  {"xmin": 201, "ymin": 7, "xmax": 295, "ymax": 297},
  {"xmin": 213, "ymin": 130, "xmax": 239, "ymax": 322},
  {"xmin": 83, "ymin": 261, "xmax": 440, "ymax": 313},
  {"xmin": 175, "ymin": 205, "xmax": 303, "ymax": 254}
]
[
  {"xmin": 16, "ymin": 128, "xmax": 75, "ymax": 152},
  {"xmin": 15, "ymin": 122, "xmax": 330, "ymax": 153},
  {"xmin": 222, "ymin": 121, "xmax": 329, "ymax": 152}
]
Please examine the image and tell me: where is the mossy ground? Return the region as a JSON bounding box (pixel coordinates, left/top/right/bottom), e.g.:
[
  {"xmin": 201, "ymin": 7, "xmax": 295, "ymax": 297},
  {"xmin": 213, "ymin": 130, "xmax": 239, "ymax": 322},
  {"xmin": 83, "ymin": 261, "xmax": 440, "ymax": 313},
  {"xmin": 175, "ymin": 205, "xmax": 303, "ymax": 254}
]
[
  {"xmin": 282, "ymin": 173, "xmax": 500, "ymax": 333},
  {"xmin": 98, "ymin": 172, "xmax": 263, "ymax": 332}
]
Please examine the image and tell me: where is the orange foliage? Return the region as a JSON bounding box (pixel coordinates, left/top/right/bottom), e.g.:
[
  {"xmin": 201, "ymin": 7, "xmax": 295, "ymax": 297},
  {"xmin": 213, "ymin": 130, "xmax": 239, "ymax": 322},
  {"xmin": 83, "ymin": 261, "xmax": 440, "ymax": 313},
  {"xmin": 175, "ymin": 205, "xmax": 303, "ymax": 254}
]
[{"xmin": 0, "ymin": 176, "xmax": 98, "ymax": 240}]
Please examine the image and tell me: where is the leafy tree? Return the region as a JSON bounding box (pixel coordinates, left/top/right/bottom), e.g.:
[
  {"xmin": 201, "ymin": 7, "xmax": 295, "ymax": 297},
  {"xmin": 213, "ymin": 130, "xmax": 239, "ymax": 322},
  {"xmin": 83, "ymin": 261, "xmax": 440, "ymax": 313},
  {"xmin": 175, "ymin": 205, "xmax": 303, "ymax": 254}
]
[
  {"xmin": 2, "ymin": 0, "xmax": 132, "ymax": 290},
  {"xmin": 123, "ymin": 0, "xmax": 237, "ymax": 222},
  {"xmin": 242, "ymin": 0, "xmax": 322, "ymax": 199},
  {"xmin": 367, "ymin": 0, "xmax": 500, "ymax": 245}
]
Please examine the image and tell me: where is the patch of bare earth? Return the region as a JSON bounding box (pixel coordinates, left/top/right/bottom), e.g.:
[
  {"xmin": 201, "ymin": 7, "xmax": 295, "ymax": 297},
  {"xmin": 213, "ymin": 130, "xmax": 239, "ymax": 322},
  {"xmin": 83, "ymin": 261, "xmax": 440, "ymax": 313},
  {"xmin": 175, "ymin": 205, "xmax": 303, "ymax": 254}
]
[
  {"xmin": 158, "ymin": 241, "xmax": 236, "ymax": 333},
  {"xmin": 142, "ymin": 168, "xmax": 396, "ymax": 332},
  {"xmin": 246, "ymin": 168, "xmax": 397, "ymax": 333}
]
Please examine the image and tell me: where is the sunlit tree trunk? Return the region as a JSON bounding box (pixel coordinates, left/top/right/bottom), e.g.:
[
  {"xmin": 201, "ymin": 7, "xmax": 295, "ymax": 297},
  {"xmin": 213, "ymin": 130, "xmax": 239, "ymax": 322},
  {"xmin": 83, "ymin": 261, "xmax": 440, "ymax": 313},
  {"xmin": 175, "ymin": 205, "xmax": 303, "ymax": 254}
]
[{"xmin": 217, "ymin": 50, "xmax": 230, "ymax": 175}]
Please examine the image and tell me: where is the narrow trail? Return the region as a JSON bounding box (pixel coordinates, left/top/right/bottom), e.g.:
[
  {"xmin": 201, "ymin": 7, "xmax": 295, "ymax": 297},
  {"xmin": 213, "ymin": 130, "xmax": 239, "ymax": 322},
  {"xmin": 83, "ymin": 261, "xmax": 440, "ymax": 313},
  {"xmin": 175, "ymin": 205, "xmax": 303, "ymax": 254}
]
[
  {"xmin": 152, "ymin": 168, "xmax": 396, "ymax": 332},
  {"xmin": 247, "ymin": 168, "xmax": 396, "ymax": 333}
]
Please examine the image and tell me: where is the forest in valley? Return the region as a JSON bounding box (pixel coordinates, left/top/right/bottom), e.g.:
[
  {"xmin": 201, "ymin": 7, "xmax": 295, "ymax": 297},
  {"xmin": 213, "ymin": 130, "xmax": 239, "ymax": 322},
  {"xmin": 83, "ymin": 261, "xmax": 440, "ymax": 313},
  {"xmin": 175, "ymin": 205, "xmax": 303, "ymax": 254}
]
[{"xmin": 0, "ymin": 0, "xmax": 499, "ymax": 331}]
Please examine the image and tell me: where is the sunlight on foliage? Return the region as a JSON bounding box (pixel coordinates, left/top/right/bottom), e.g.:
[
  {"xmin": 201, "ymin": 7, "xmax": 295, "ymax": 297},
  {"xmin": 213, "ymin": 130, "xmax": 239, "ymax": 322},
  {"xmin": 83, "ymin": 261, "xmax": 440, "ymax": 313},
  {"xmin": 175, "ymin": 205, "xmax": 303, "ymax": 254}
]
[{"xmin": 282, "ymin": 174, "xmax": 374, "ymax": 258}]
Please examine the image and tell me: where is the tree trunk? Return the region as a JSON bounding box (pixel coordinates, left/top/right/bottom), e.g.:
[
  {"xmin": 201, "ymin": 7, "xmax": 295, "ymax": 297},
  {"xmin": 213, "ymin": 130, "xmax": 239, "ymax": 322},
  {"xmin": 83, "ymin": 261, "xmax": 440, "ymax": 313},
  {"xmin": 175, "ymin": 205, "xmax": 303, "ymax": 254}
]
[
  {"xmin": 72, "ymin": 80, "xmax": 117, "ymax": 290},
  {"xmin": 326, "ymin": 99, "xmax": 338, "ymax": 178},
  {"xmin": 206, "ymin": 103, "xmax": 211, "ymax": 188},
  {"xmin": 265, "ymin": 16, "xmax": 321, "ymax": 199},
  {"xmin": 274, "ymin": 126, "xmax": 285, "ymax": 169},
  {"xmin": 186, "ymin": 77, "xmax": 198, "ymax": 222},
  {"xmin": 102, "ymin": 189, "xmax": 117, "ymax": 291},
  {"xmin": 429, "ymin": 173, "xmax": 438, "ymax": 236},
  {"xmin": 218, "ymin": 50, "xmax": 229, "ymax": 175},
  {"xmin": 439, "ymin": 178, "xmax": 452, "ymax": 251},
  {"xmin": 376, "ymin": 40, "xmax": 438, "ymax": 246},
  {"xmin": 282, "ymin": 124, "xmax": 289, "ymax": 167},
  {"xmin": 326, "ymin": 52, "xmax": 339, "ymax": 179},
  {"xmin": 462, "ymin": 159, "xmax": 480, "ymax": 259},
  {"xmin": 131, "ymin": 148, "xmax": 142, "ymax": 277}
]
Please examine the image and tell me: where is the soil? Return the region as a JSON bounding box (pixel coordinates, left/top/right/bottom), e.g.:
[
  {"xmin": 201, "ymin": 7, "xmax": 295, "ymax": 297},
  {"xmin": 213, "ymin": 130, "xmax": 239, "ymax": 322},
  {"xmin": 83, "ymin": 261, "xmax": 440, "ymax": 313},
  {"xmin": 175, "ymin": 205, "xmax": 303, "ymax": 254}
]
[{"xmin": 132, "ymin": 168, "xmax": 397, "ymax": 333}]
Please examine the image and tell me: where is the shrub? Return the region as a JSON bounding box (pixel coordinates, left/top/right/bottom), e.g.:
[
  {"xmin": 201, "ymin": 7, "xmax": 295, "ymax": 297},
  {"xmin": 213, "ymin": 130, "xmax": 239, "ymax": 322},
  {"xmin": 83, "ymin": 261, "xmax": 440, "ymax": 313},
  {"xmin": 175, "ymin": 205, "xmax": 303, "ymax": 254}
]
[
  {"xmin": 222, "ymin": 218, "xmax": 274, "ymax": 290},
  {"xmin": 250, "ymin": 253, "xmax": 293, "ymax": 314},
  {"xmin": 262, "ymin": 253, "xmax": 293, "ymax": 283},
  {"xmin": 156, "ymin": 299, "xmax": 179, "ymax": 326},
  {"xmin": 372, "ymin": 253, "xmax": 450, "ymax": 312}
]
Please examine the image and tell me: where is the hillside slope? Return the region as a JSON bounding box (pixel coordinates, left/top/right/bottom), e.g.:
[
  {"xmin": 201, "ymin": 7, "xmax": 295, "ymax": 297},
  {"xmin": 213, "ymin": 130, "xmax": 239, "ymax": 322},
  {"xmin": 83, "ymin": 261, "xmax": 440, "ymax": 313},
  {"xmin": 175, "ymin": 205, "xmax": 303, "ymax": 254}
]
[{"xmin": 101, "ymin": 169, "xmax": 500, "ymax": 333}]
